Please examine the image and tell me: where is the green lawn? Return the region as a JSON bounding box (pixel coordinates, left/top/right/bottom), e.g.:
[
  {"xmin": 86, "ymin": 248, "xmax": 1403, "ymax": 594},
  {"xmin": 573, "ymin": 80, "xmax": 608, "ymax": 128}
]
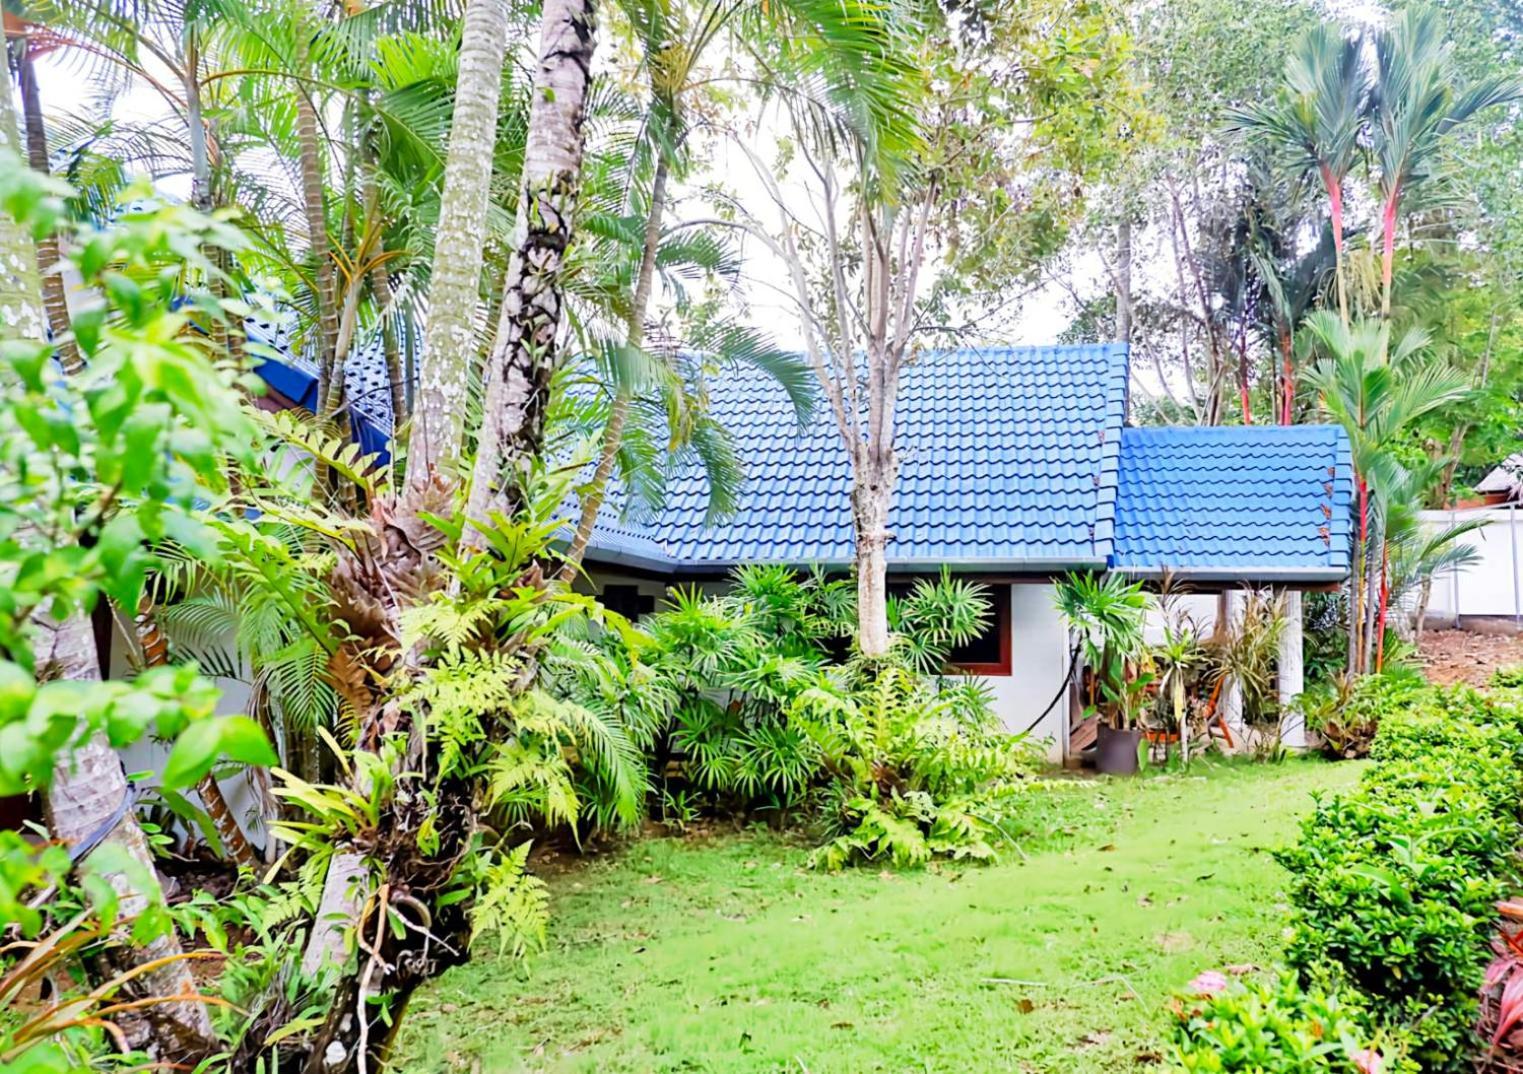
[{"xmin": 394, "ymin": 759, "xmax": 1361, "ymax": 1073}]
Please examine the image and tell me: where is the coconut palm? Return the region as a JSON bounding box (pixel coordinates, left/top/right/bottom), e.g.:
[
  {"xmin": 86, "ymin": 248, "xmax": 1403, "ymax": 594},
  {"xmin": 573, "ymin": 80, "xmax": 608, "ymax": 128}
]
[
  {"xmin": 406, "ymin": 0, "xmax": 511, "ymax": 493},
  {"xmin": 465, "ymin": 0, "xmax": 599, "ymax": 529}
]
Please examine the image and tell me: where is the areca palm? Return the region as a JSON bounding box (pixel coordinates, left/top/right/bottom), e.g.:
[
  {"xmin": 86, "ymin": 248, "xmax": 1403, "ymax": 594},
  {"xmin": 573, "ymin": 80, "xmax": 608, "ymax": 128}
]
[{"xmin": 1304, "ymin": 310, "xmax": 1471, "ymax": 672}]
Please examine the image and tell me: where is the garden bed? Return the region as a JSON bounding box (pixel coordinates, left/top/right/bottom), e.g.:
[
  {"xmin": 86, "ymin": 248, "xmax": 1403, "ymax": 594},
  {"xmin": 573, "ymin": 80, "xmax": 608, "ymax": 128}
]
[{"xmin": 394, "ymin": 760, "xmax": 1359, "ymax": 1073}]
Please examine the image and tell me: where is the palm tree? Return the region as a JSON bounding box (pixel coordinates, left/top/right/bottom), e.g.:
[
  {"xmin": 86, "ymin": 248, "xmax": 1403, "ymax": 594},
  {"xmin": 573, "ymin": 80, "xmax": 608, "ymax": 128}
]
[
  {"xmin": 555, "ymin": 0, "xmax": 914, "ymax": 577},
  {"xmin": 1375, "ymin": 457, "xmax": 1483, "ymax": 669},
  {"xmin": 466, "ymin": 0, "xmax": 599, "ymax": 528},
  {"xmin": 1304, "ymin": 310, "xmax": 1471, "ymax": 672},
  {"xmin": 1229, "ymin": 22, "xmax": 1366, "ymax": 326},
  {"xmin": 5, "ymin": 11, "xmax": 78, "ymax": 370},
  {"xmin": 405, "ymin": 0, "xmax": 510, "ymax": 494},
  {"xmin": 1368, "ymin": 6, "xmax": 1521, "ymax": 322}
]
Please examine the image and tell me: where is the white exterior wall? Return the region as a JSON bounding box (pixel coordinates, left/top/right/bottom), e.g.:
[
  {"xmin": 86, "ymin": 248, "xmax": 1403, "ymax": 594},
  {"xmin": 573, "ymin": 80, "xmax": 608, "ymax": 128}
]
[
  {"xmin": 106, "ymin": 619, "xmax": 269, "ymax": 851},
  {"xmin": 582, "ymin": 570, "xmax": 1074, "ymax": 762},
  {"xmin": 1421, "ymin": 506, "xmax": 1523, "ymax": 623},
  {"xmin": 981, "ymin": 583, "xmax": 1069, "ymax": 762}
]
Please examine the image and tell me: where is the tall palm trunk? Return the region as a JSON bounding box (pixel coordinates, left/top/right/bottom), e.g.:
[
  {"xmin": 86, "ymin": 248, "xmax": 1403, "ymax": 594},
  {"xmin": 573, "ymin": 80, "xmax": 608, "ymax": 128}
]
[
  {"xmin": 559, "ymin": 152, "xmax": 668, "ymax": 578},
  {"xmin": 13, "ymin": 37, "xmax": 78, "ymax": 373},
  {"xmin": 293, "ymin": 39, "xmax": 341, "ymax": 419},
  {"xmin": 466, "ymin": 0, "xmax": 598, "ymax": 530},
  {"xmin": 40, "ymin": 616, "xmax": 216, "ymax": 1059},
  {"xmin": 2, "ymin": 78, "xmax": 212, "ymax": 1060},
  {"xmin": 407, "ymin": 0, "xmax": 511, "ymax": 495}
]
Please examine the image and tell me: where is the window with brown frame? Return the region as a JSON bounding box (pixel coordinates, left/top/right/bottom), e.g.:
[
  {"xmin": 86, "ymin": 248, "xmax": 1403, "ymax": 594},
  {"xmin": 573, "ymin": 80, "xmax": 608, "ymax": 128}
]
[
  {"xmin": 946, "ymin": 584, "xmax": 1011, "ymax": 676},
  {"xmin": 888, "ymin": 579, "xmax": 1013, "ymax": 676}
]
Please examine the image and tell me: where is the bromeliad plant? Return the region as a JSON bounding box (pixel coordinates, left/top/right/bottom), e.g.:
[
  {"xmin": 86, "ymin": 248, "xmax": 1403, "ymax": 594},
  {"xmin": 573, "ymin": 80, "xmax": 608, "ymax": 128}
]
[{"xmin": 1054, "ymin": 572, "xmax": 1153, "ymax": 729}]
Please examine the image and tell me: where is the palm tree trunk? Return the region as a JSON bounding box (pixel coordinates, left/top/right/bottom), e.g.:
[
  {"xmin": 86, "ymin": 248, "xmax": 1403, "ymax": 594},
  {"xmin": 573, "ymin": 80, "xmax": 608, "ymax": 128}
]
[
  {"xmin": 13, "ymin": 37, "xmax": 79, "ymax": 374},
  {"xmin": 407, "ymin": 0, "xmax": 511, "ymax": 495},
  {"xmin": 558, "ymin": 151, "xmax": 669, "ymax": 580},
  {"xmin": 466, "ymin": 0, "xmax": 598, "ymax": 531},
  {"xmin": 1322, "ymin": 167, "xmax": 1349, "ymax": 327},
  {"xmin": 371, "ymin": 252, "xmax": 407, "ymax": 430},
  {"xmin": 293, "ymin": 39, "xmax": 341, "ymax": 419},
  {"xmin": 40, "ymin": 614, "xmax": 216, "ymax": 1060}
]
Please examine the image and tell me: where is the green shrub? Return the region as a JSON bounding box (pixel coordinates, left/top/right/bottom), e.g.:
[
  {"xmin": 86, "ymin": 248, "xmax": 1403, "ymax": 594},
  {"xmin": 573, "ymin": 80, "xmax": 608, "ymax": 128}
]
[
  {"xmin": 796, "ymin": 665, "xmax": 1042, "ymax": 869},
  {"xmin": 1302, "ymin": 674, "xmax": 1428, "ymax": 759},
  {"xmin": 1272, "ymin": 683, "xmax": 1523, "ymax": 1071},
  {"xmin": 624, "ymin": 567, "xmax": 1041, "ymax": 867},
  {"xmin": 1170, "ymin": 973, "xmax": 1404, "ymax": 1073},
  {"xmin": 1490, "ymin": 665, "xmax": 1523, "ymax": 690}
]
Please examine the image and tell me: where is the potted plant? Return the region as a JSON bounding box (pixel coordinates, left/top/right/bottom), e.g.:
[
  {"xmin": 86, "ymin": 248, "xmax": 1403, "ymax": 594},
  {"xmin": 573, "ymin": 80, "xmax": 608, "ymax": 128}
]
[{"xmin": 1054, "ymin": 572, "xmax": 1153, "ymax": 774}]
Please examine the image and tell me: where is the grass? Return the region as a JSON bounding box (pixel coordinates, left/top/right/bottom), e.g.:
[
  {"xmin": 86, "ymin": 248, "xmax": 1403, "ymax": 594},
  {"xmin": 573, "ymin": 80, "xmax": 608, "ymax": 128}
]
[{"xmin": 394, "ymin": 758, "xmax": 1362, "ymax": 1073}]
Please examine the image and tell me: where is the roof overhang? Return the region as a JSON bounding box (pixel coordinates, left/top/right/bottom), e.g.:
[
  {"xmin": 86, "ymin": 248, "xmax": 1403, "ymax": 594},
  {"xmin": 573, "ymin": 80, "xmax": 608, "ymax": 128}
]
[{"xmin": 1111, "ymin": 564, "xmax": 1349, "ymax": 585}]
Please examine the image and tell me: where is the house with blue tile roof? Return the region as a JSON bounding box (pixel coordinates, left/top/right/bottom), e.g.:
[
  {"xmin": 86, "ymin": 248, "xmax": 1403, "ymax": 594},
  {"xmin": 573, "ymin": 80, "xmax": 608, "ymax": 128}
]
[{"xmin": 250, "ymin": 329, "xmax": 1352, "ymax": 760}]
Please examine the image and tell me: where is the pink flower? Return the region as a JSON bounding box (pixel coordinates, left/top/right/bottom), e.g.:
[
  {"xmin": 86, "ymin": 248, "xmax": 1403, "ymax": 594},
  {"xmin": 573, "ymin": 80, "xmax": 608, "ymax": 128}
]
[
  {"xmin": 1187, "ymin": 971, "xmax": 1229, "ymax": 997},
  {"xmin": 1349, "ymin": 1048, "xmax": 1384, "ymax": 1074}
]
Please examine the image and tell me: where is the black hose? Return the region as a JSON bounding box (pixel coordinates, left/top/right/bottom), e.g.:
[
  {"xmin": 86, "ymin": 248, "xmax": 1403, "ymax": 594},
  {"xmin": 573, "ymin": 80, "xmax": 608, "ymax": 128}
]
[{"xmin": 1020, "ymin": 644, "xmax": 1081, "ymax": 736}]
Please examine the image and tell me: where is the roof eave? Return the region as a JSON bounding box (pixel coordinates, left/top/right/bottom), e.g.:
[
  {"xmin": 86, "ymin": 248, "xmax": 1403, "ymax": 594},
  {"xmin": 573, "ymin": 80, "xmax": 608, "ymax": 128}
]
[{"xmin": 1112, "ymin": 564, "xmax": 1349, "ymax": 584}]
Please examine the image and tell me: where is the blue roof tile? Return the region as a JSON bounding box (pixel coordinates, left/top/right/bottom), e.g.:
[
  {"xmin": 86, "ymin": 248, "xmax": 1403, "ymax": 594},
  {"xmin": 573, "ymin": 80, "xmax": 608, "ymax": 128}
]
[
  {"xmin": 248, "ymin": 330, "xmax": 1352, "ymax": 582},
  {"xmin": 1110, "ymin": 425, "xmax": 1352, "ymax": 579}
]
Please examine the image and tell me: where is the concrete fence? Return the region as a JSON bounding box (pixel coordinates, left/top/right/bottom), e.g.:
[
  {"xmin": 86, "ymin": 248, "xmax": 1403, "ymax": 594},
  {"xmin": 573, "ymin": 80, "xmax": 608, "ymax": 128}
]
[{"xmin": 1421, "ymin": 506, "xmax": 1523, "ymax": 627}]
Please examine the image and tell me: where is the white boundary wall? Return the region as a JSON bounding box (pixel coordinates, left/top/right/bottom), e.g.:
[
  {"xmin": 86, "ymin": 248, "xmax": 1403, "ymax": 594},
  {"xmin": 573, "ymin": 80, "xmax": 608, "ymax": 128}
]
[{"xmin": 1421, "ymin": 506, "xmax": 1523, "ymax": 624}]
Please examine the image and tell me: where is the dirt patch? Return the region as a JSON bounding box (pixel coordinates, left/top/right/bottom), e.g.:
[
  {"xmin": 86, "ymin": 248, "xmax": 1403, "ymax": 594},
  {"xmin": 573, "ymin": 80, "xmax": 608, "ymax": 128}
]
[{"xmin": 1418, "ymin": 629, "xmax": 1523, "ymax": 686}]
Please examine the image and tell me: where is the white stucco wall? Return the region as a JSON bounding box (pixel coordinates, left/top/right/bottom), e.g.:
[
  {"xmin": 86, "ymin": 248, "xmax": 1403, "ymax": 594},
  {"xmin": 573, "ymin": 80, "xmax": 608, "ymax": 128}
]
[
  {"xmin": 978, "ymin": 583, "xmax": 1069, "ymax": 762},
  {"xmin": 1421, "ymin": 506, "xmax": 1523, "ymax": 623},
  {"xmin": 583, "ymin": 570, "xmax": 1075, "ymax": 762}
]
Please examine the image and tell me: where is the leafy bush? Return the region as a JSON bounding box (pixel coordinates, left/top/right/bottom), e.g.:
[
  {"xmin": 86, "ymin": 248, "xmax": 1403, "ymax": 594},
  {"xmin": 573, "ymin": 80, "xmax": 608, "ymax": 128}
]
[
  {"xmin": 626, "ymin": 567, "xmax": 1042, "ymax": 867},
  {"xmin": 1273, "ymin": 684, "xmax": 1523, "ymax": 1071},
  {"xmin": 1171, "ymin": 972, "xmax": 1399, "ymax": 1073},
  {"xmin": 1491, "ymin": 665, "xmax": 1523, "ymax": 690},
  {"xmin": 795, "ymin": 665, "xmax": 1041, "ymax": 868},
  {"xmin": 1300, "ymin": 673, "xmax": 1427, "ymax": 759}
]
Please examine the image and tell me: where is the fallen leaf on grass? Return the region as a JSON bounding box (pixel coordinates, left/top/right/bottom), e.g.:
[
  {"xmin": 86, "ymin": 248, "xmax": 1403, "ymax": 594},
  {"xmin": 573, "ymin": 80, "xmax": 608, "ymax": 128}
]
[{"xmin": 1015, "ymin": 998, "xmax": 1036, "ymax": 1014}]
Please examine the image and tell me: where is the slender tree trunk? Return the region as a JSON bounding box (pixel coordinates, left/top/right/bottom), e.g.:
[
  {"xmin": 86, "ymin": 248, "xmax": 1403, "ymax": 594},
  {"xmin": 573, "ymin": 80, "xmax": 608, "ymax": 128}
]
[
  {"xmin": 371, "ymin": 253, "xmax": 408, "ymax": 431},
  {"xmin": 40, "ymin": 617, "xmax": 217, "ymax": 1060},
  {"xmin": 558, "ymin": 152, "xmax": 669, "ymax": 579},
  {"xmin": 1321, "ymin": 168, "xmax": 1349, "ymax": 328},
  {"xmin": 407, "ymin": 0, "xmax": 511, "ymax": 495},
  {"xmin": 293, "ymin": 40, "xmax": 341, "ymax": 418},
  {"xmin": 466, "ymin": 0, "xmax": 598, "ymax": 531},
  {"xmin": 853, "ymin": 453, "xmax": 896, "ymax": 657},
  {"xmin": 2, "ymin": 82, "xmax": 213, "ymax": 1060},
  {"xmin": 1278, "ymin": 327, "xmax": 1294, "ymax": 425},
  {"xmin": 13, "ymin": 38, "xmax": 79, "ymax": 373},
  {"xmin": 1114, "ymin": 217, "xmax": 1132, "ymax": 344}
]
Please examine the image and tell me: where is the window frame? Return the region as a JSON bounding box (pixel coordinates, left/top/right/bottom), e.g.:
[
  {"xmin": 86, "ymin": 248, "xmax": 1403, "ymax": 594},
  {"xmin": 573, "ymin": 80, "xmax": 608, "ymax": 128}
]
[{"xmin": 947, "ymin": 582, "xmax": 1012, "ymax": 677}]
